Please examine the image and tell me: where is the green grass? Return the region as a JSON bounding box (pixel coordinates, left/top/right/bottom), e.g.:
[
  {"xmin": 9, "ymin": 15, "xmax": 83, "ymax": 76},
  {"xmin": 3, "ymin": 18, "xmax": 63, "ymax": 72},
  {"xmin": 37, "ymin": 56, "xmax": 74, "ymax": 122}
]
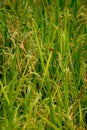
[{"xmin": 0, "ymin": 0, "xmax": 87, "ymax": 130}]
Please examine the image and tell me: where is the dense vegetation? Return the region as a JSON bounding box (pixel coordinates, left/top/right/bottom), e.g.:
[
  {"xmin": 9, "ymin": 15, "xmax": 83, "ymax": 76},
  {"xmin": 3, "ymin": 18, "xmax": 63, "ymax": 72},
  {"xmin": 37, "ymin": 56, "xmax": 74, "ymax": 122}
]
[{"xmin": 0, "ymin": 0, "xmax": 87, "ymax": 129}]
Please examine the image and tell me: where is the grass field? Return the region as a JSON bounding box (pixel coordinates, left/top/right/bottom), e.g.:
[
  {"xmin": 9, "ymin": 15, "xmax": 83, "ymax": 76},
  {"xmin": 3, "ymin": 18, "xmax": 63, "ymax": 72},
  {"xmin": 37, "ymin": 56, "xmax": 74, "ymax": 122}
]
[{"xmin": 0, "ymin": 0, "xmax": 87, "ymax": 130}]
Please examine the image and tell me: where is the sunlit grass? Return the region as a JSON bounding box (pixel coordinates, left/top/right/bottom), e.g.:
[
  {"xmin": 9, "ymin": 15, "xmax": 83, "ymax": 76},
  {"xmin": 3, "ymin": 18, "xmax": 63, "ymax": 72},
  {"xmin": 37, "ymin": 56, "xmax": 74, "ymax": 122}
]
[{"xmin": 0, "ymin": 0, "xmax": 87, "ymax": 130}]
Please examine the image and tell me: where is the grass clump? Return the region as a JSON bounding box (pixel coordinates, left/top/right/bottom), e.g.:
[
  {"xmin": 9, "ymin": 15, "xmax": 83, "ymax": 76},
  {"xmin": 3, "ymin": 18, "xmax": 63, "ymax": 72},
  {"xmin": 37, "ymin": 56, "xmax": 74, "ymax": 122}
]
[{"xmin": 0, "ymin": 0, "xmax": 87, "ymax": 130}]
